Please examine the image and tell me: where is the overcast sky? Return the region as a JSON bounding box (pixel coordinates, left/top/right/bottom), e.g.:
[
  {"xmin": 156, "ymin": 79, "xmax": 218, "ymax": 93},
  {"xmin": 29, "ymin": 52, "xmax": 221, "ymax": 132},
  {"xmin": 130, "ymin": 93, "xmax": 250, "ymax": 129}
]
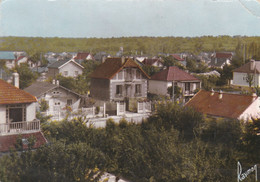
[{"xmin": 0, "ymin": 0, "xmax": 260, "ymax": 38}]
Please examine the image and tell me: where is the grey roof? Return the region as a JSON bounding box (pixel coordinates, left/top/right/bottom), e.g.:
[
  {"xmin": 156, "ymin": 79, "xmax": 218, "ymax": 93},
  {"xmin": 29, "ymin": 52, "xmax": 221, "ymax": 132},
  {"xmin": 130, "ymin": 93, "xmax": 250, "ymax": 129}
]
[
  {"xmin": 0, "ymin": 51, "xmax": 15, "ymax": 60},
  {"xmin": 24, "ymin": 82, "xmax": 82, "ymax": 98},
  {"xmin": 31, "ymin": 67, "xmax": 48, "ymax": 73},
  {"xmin": 48, "ymin": 59, "xmax": 70, "ymax": 69},
  {"xmin": 24, "ymin": 82, "xmax": 58, "ymax": 98}
]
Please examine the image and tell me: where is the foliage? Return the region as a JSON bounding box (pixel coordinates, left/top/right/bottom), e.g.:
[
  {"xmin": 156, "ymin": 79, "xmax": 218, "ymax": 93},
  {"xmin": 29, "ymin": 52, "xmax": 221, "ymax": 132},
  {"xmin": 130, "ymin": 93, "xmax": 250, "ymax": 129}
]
[
  {"xmin": 39, "ymin": 99, "xmax": 49, "ymax": 112},
  {"xmin": 240, "ymin": 118, "xmax": 260, "ymax": 163},
  {"xmin": 167, "ymin": 85, "xmax": 182, "ymax": 99},
  {"xmin": 148, "ymin": 102, "xmax": 204, "ymax": 141},
  {"xmin": 0, "ymin": 142, "xmax": 106, "ymax": 182},
  {"xmin": 162, "ymin": 56, "xmax": 185, "ymax": 69},
  {"xmin": 142, "ymin": 65, "xmax": 161, "ymax": 76},
  {"xmin": 1, "ymin": 102, "xmax": 259, "ymax": 182},
  {"xmin": 246, "ymin": 73, "xmax": 254, "ymax": 87},
  {"xmin": 195, "ymin": 74, "xmax": 220, "ymax": 90},
  {"xmin": 12, "ymin": 63, "xmax": 38, "ymax": 89}
]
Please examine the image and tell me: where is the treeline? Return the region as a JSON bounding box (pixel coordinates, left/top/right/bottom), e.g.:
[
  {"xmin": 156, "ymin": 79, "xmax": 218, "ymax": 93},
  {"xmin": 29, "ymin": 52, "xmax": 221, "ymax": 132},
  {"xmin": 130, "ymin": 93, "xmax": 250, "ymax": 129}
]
[
  {"xmin": 1, "ymin": 36, "xmax": 260, "ymax": 56},
  {"xmin": 0, "ymin": 103, "xmax": 259, "ymax": 181}
]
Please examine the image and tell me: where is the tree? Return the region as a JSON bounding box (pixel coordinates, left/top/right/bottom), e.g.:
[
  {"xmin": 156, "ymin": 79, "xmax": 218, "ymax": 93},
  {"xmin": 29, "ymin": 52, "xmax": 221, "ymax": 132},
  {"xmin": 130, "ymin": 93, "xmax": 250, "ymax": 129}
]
[
  {"xmin": 13, "ymin": 64, "xmax": 38, "ymax": 89},
  {"xmin": 246, "ymin": 73, "xmax": 254, "ymax": 87},
  {"xmin": 39, "ymin": 99, "xmax": 49, "ymax": 112},
  {"xmin": 240, "ymin": 118, "xmax": 260, "ymax": 163}
]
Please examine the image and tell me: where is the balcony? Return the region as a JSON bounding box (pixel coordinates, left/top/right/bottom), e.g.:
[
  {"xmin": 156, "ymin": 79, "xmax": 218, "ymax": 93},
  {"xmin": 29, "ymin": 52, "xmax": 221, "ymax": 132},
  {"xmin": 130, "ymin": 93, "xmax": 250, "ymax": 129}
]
[
  {"xmin": 183, "ymin": 90, "xmax": 195, "ymax": 96},
  {"xmin": 0, "ymin": 120, "xmax": 40, "ymax": 135}
]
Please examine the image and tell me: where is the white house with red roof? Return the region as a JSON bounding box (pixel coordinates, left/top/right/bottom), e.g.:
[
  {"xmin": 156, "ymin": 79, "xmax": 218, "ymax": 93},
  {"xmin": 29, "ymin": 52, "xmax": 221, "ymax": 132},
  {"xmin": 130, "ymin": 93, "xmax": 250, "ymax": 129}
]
[
  {"xmin": 170, "ymin": 54, "xmax": 186, "ymax": 66},
  {"xmin": 232, "ymin": 59, "xmax": 260, "ymax": 87},
  {"xmin": 142, "ymin": 58, "xmax": 163, "ymax": 68},
  {"xmin": 73, "ymin": 52, "xmax": 95, "ymax": 64},
  {"xmin": 149, "ymin": 66, "xmax": 201, "ymax": 102},
  {"xmin": 209, "ymin": 52, "xmax": 232, "ymax": 68},
  {"xmin": 186, "ymin": 90, "xmax": 260, "ymax": 121},
  {"xmin": 0, "ymin": 78, "xmax": 47, "ymax": 153}
]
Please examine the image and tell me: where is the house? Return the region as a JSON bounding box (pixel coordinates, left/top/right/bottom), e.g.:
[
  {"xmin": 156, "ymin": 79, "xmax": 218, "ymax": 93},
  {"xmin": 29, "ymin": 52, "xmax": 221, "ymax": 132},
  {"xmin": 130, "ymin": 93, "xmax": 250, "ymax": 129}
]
[
  {"xmin": 142, "ymin": 58, "xmax": 163, "ymax": 68},
  {"xmin": 90, "ymin": 57, "xmax": 150, "ymax": 114},
  {"xmin": 209, "ymin": 52, "xmax": 232, "ymax": 68},
  {"xmin": 185, "ymin": 90, "xmax": 260, "ymax": 121},
  {"xmin": 149, "ymin": 66, "xmax": 201, "ymax": 102},
  {"xmin": 47, "ymin": 59, "xmax": 84, "ymax": 78},
  {"xmin": 73, "ymin": 52, "xmax": 95, "ymax": 64},
  {"xmin": 0, "ymin": 51, "xmax": 16, "ymax": 69},
  {"xmin": 24, "ymin": 80, "xmax": 82, "ymax": 120},
  {"xmin": 170, "ymin": 54, "xmax": 186, "ymax": 66},
  {"xmin": 232, "ymin": 59, "xmax": 260, "ymax": 87},
  {"xmin": 0, "ymin": 77, "xmax": 47, "ymax": 154},
  {"xmin": 15, "ymin": 56, "xmax": 28, "ymax": 66}
]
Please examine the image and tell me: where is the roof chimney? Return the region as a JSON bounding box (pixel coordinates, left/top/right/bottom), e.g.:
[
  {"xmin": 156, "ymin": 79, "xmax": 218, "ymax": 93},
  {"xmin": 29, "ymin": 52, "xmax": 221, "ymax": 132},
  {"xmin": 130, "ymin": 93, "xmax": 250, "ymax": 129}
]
[
  {"xmin": 121, "ymin": 56, "xmax": 125, "ymax": 64},
  {"xmin": 56, "ymin": 80, "xmax": 59, "ymax": 85},
  {"xmin": 210, "ymin": 88, "xmax": 214, "ymax": 96},
  {"xmin": 52, "ymin": 79, "xmax": 56, "ymax": 85},
  {"xmin": 252, "ymin": 92, "xmax": 257, "ymax": 102},
  {"xmin": 12, "ymin": 72, "xmax": 19, "ymax": 88},
  {"xmin": 250, "ymin": 59, "xmax": 255, "ymax": 71},
  {"xmin": 102, "ymin": 56, "xmax": 107, "ymax": 63},
  {"xmin": 219, "ymin": 90, "xmax": 223, "ymax": 99}
]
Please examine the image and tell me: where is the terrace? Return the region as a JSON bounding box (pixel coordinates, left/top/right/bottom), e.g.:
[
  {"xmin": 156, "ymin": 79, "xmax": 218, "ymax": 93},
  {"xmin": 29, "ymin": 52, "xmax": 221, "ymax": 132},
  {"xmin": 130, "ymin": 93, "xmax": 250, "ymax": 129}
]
[{"xmin": 0, "ymin": 120, "xmax": 40, "ymax": 136}]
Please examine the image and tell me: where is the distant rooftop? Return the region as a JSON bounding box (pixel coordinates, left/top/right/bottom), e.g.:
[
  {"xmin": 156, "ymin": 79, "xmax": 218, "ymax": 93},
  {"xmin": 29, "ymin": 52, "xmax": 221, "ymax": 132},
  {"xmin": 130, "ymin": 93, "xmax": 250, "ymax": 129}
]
[{"xmin": 0, "ymin": 51, "xmax": 15, "ymax": 60}]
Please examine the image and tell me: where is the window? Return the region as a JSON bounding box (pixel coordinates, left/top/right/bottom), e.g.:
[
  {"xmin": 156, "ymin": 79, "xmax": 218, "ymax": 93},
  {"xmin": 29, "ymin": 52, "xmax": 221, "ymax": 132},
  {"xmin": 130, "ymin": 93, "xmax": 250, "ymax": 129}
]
[
  {"xmin": 136, "ymin": 70, "xmax": 141, "ymax": 79},
  {"xmin": 53, "ymin": 91, "xmax": 60, "ymax": 95},
  {"xmin": 185, "ymin": 83, "xmax": 190, "ymax": 91},
  {"xmin": 125, "ymin": 68, "xmax": 133, "ymax": 80},
  {"xmin": 75, "ymin": 71, "xmax": 78, "ymax": 76},
  {"xmin": 116, "ymin": 85, "xmax": 123, "ymax": 96},
  {"xmin": 67, "ymin": 99, "xmax": 72, "ymax": 106},
  {"xmin": 135, "ymin": 84, "xmax": 141, "ymax": 95},
  {"xmin": 64, "ymin": 71, "xmax": 68, "ymax": 76},
  {"xmin": 118, "ymin": 70, "xmax": 123, "ymax": 80}
]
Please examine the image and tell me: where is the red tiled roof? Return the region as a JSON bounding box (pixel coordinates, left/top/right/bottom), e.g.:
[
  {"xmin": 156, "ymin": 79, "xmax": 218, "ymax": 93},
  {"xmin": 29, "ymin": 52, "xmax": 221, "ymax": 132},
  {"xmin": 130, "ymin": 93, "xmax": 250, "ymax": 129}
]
[
  {"xmin": 0, "ymin": 132, "xmax": 47, "ymax": 152},
  {"xmin": 15, "ymin": 56, "xmax": 25, "ymax": 62},
  {"xmin": 215, "ymin": 52, "xmax": 232, "ymax": 59},
  {"xmin": 185, "ymin": 90, "xmax": 256, "ymax": 119},
  {"xmin": 233, "ymin": 61, "xmax": 260, "ymax": 74},
  {"xmin": 74, "ymin": 53, "xmax": 91, "ymax": 60},
  {"xmin": 0, "ymin": 79, "xmax": 37, "ymax": 104},
  {"xmin": 171, "ymin": 54, "xmax": 184, "ymax": 61},
  {"xmin": 90, "ymin": 57, "xmax": 150, "ymax": 79},
  {"xmin": 150, "ymin": 66, "xmax": 200, "ymax": 81},
  {"xmin": 142, "ymin": 58, "xmax": 162, "ymax": 66}
]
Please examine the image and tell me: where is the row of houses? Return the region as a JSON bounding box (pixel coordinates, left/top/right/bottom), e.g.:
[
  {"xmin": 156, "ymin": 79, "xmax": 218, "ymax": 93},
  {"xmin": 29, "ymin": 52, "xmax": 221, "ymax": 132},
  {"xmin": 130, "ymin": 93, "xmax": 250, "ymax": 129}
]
[{"xmin": 0, "ymin": 49, "xmax": 259, "ymax": 154}]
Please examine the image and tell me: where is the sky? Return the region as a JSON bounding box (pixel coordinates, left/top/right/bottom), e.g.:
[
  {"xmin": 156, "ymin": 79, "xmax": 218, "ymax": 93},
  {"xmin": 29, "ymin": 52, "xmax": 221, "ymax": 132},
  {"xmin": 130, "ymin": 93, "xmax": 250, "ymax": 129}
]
[{"xmin": 0, "ymin": 0, "xmax": 260, "ymax": 38}]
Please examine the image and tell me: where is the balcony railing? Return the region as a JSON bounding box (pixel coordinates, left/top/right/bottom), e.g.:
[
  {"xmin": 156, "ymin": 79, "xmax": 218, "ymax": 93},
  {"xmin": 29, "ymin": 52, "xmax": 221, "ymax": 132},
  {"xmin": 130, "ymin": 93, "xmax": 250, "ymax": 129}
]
[{"xmin": 0, "ymin": 120, "xmax": 40, "ymax": 135}]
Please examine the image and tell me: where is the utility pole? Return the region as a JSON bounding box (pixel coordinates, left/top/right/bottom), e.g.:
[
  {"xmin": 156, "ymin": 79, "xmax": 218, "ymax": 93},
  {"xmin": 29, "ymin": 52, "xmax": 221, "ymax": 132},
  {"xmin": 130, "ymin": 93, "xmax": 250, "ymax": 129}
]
[{"xmin": 172, "ymin": 81, "xmax": 174, "ymax": 102}]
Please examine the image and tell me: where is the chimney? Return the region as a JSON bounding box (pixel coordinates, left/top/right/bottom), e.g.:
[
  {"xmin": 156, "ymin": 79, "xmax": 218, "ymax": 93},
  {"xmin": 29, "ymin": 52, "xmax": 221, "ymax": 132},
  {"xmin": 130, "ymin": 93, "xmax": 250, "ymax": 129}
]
[
  {"xmin": 219, "ymin": 90, "xmax": 223, "ymax": 99},
  {"xmin": 250, "ymin": 59, "xmax": 255, "ymax": 71},
  {"xmin": 56, "ymin": 80, "xmax": 59, "ymax": 85},
  {"xmin": 52, "ymin": 79, "xmax": 56, "ymax": 85},
  {"xmin": 121, "ymin": 56, "xmax": 125, "ymax": 64},
  {"xmin": 210, "ymin": 88, "xmax": 214, "ymax": 96},
  {"xmin": 12, "ymin": 72, "xmax": 19, "ymax": 88},
  {"xmin": 252, "ymin": 92, "xmax": 257, "ymax": 102},
  {"xmin": 102, "ymin": 56, "xmax": 107, "ymax": 63}
]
